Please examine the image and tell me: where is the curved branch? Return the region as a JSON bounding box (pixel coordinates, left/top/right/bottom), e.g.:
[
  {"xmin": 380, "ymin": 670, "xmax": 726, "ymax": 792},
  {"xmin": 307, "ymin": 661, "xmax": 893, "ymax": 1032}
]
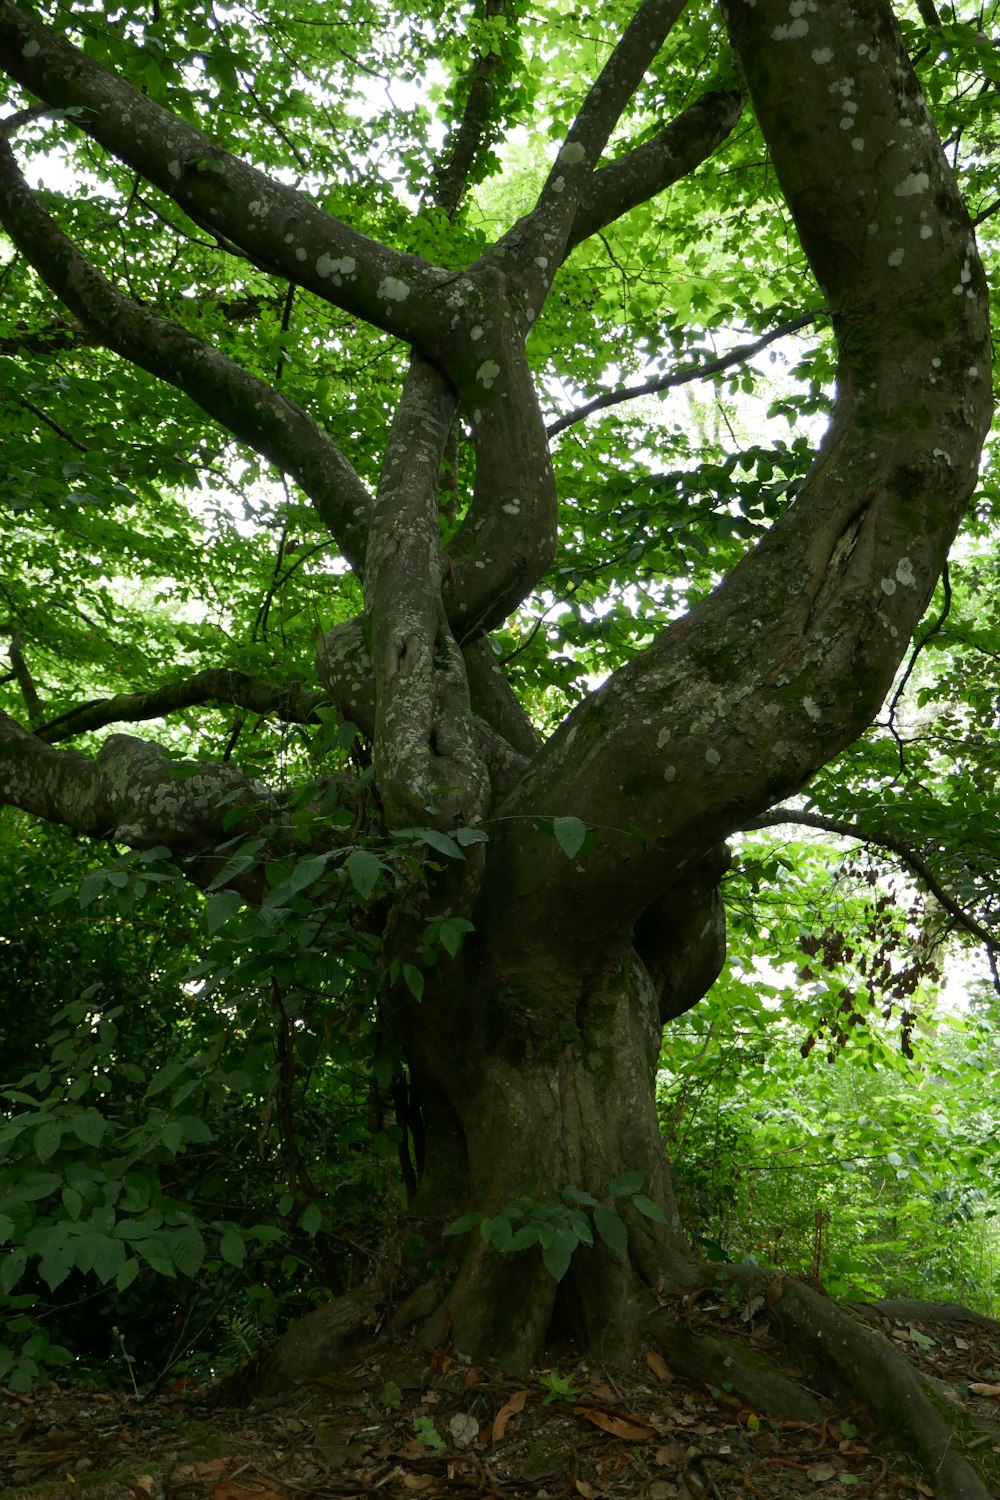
[
  {"xmin": 546, "ymin": 312, "xmax": 822, "ymax": 438},
  {"xmin": 744, "ymin": 807, "xmax": 998, "ymax": 958},
  {"xmin": 433, "ymin": 0, "xmax": 510, "ymax": 219},
  {"xmin": 566, "ymin": 89, "xmax": 744, "ymax": 255},
  {"xmin": 0, "ymin": 0, "xmax": 450, "ymax": 344},
  {"xmin": 483, "ymin": 0, "xmax": 689, "ymax": 312},
  {"xmin": 38, "ymin": 671, "xmax": 327, "ymax": 744},
  {"xmin": 366, "ymin": 354, "xmax": 489, "ymax": 828},
  {"xmin": 0, "ymin": 137, "xmax": 373, "ymax": 572},
  {"xmin": 480, "ymin": 0, "xmax": 993, "ymax": 952},
  {"xmin": 0, "ymin": 709, "xmax": 272, "ymax": 851}
]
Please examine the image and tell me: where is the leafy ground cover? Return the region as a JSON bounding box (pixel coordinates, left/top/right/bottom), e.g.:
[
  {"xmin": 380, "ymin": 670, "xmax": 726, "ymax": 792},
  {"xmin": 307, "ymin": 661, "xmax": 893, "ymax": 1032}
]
[{"xmin": 5, "ymin": 1295, "xmax": 1000, "ymax": 1500}]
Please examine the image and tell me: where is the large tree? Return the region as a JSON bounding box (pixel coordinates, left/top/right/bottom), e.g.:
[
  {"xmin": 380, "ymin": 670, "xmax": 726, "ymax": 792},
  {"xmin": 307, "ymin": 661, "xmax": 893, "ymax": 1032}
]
[{"xmin": 0, "ymin": 0, "xmax": 996, "ymax": 1490}]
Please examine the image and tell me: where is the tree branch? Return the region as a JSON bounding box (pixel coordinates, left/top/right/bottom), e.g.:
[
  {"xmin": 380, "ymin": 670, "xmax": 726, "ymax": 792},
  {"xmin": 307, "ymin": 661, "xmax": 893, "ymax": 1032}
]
[
  {"xmin": 566, "ymin": 89, "xmax": 743, "ymax": 254},
  {"xmin": 744, "ymin": 807, "xmax": 998, "ymax": 960},
  {"xmin": 480, "ymin": 0, "xmax": 993, "ymax": 952},
  {"xmin": 546, "ymin": 311, "xmax": 822, "ymax": 438},
  {"xmin": 433, "ymin": 0, "xmax": 510, "ymax": 219},
  {"xmin": 5, "ymin": 628, "xmax": 44, "ymax": 727},
  {"xmin": 0, "ymin": 0, "xmax": 452, "ymax": 345},
  {"xmin": 365, "ymin": 354, "xmax": 489, "ymax": 829},
  {"xmin": 0, "ymin": 709, "xmax": 273, "ymax": 852},
  {"xmin": 37, "ymin": 670, "xmax": 328, "ymax": 744},
  {"xmin": 0, "ymin": 137, "xmax": 373, "ymax": 573}
]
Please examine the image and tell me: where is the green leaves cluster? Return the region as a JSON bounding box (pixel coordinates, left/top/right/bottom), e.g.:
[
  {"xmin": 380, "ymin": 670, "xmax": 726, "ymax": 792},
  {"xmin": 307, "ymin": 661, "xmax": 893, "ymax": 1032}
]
[{"xmin": 445, "ymin": 1172, "xmax": 666, "ymax": 1284}]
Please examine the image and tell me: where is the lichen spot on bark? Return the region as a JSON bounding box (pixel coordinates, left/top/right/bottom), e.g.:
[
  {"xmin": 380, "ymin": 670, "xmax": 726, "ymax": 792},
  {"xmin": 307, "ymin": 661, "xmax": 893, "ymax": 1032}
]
[
  {"xmin": 559, "ymin": 142, "xmax": 586, "ymax": 165},
  {"xmin": 22, "ymin": 39, "xmax": 40, "ymax": 57},
  {"xmin": 895, "ymin": 558, "xmax": 915, "ymax": 587},
  {"xmin": 811, "ymin": 48, "xmax": 833, "ymax": 64},
  {"xmin": 317, "ymin": 254, "xmax": 357, "ymax": 282},
  {"xmin": 895, "ymin": 172, "xmax": 929, "ymax": 197},
  {"xmin": 476, "ymin": 361, "xmax": 501, "ymax": 389},
  {"xmin": 377, "ymin": 277, "xmax": 410, "ymax": 302}
]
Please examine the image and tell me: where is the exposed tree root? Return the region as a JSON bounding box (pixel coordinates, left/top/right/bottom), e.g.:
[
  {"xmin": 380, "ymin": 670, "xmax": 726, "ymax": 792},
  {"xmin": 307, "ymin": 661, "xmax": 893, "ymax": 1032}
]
[
  {"xmin": 649, "ymin": 1316, "xmax": 827, "ymax": 1424},
  {"xmin": 701, "ymin": 1265, "xmax": 997, "ymax": 1500},
  {"xmin": 246, "ymin": 1260, "xmax": 999, "ymax": 1499},
  {"xmin": 251, "ymin": 1282, "xmax": 377, "ymax": 1397}
]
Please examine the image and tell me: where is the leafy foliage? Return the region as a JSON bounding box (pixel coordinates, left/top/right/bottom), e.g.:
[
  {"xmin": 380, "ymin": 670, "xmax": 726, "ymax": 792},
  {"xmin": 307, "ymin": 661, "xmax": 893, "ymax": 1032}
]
[{"xmin": 0, "ymin": 0, "xmax": 997, "ymax": 1394}]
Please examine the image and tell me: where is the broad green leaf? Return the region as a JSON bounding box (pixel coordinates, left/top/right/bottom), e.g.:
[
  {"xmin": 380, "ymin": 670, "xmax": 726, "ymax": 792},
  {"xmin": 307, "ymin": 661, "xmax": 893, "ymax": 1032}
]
[
  {"xmin": 593, "ymin": 1204, "xmax": 628, "ymax": 1257},
  {"xmin": 632, "ymin": 1194, "xmax": 667, "ymax": 1224},
  {"xmin": 345, "ymin": 849, "xmax": 381, "ymax": 900},
  {"xmin": 552, "ymin": 816, "xmax": 586, "ymax": 860},
  {"xmin": 542, "ymin": 1232, "xmax": 575, "ymax": 1282},
  {"xmin": 607, "ymin": 1171, "xmax": 645, "ymax": 1198},
  {"xmin": 206, "ymin": 890, "xmax": 243, "ymax": 933},
  {"xmin": 34, "ymin": 1121, "xmax": 62, "ymax": 1164},
  {"xmin": 220, "ymin": 1230, "xmax": 246, "ymax": 1267}
]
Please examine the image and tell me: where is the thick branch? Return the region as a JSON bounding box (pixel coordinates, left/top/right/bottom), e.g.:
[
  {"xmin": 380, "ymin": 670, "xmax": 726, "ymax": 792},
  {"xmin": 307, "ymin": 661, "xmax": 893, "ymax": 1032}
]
[
  {"xmin": 0, "ymin": 0, "xmax": 451, "ymax": 344},
  {"xmin": 0, "ymin": 710, "xmax": 272, "ymax": 851},
  {"xmin": 0, "ymin": 138, "xmax": 373, "ymax": 571},
  {"xmin": 566, "ymin": 89, "xmax": 743, "ymax": 254},
  {"xmin": 479, "ymin": 0, "xmax": 993, "ymax": 952},
  {"xmin": 745, "ymin": 808, "xmax": 998, "ymax": 956},
  {"xmin": 547, "ymin": 312, "xmax": 821, "ymax": 438},
  {"xmin": 38, "ymin": 671, "xmax": 327, "ymax": 744},
  {"xmin": 366, "ymin": 355, "xmax": 489, "ymax": 828}
]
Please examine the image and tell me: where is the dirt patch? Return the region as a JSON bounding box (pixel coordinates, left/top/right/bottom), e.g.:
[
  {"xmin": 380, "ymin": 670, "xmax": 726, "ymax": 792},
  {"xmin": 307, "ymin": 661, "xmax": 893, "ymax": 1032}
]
[{"xmin": 3, "ymin": 1296, "xmax": 1000, "ymax": 1500}]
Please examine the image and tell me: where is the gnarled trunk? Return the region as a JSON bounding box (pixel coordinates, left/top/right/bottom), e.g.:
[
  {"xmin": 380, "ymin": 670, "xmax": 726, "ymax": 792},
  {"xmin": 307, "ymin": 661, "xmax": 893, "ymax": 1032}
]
[{"xmin": 400, "ymin": 946, "xmax": 697, "ymax": 1368}]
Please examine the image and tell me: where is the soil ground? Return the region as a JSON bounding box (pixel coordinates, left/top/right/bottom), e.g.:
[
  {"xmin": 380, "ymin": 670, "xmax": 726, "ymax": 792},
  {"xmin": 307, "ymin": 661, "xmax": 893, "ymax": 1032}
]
[{"xmin": 4, "ymin": 1294, "xmax": 1000, "ymax": 1500}]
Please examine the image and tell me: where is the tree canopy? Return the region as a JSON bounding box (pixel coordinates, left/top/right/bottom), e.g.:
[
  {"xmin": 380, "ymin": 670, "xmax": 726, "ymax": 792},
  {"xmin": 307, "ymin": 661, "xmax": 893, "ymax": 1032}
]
[{"xmin": 1, "ymin": 1, "xmax": 999, "ymax": 1493}]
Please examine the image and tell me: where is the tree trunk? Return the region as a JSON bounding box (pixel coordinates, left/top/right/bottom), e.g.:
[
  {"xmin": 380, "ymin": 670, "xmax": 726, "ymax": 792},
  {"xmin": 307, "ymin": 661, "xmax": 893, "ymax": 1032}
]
[{"xmin": 400, "ymin": 944, "xmax": 697, "ymax": 1368}]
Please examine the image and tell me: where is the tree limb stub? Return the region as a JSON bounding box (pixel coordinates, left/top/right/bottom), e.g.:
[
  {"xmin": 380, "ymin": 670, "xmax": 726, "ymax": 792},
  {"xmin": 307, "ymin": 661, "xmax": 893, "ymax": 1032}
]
[{"xmin": 0, "ymin": 711, "xmax": 271, "ymax": 852}]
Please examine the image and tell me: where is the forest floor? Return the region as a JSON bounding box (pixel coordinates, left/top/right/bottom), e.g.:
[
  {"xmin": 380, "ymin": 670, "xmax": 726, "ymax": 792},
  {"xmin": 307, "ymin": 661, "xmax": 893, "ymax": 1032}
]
[{"xmin": 4, "ymin": 1292, "xmax": 1000, "ymax": 1500}]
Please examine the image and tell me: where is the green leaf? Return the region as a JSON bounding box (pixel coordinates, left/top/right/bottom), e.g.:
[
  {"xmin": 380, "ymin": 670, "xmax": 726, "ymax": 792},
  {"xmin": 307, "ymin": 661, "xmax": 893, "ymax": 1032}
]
[
  {"xmin": 206, "ymin": 889, "xmax": 243, "ymax": 933},
  {"xmin": 542, "ymin": 1232, "xmax": 575, "ymax": 1281},
  {"xmin": 445, "ymin": 1212, "xmax": 484, "ymax": 1236},
  {"xmin": 553, "ymin": 816, "xmax": 587, "ymax": 860},
  {"xmin": 300, "ymin": 1201, "xmax": 322, "ymax": 1236},
  {"xmin": 438, "ymin": 916, "xmax": 474, "ymax": 957},
  {"xmin": 34, "ymin": 1120, "xmax": 62, "ymax": 1163},
  {"xmin": 631, "ymin": 1194, "xmax": 667, "ymax": 1223},
  {"xmin": 402, "ymin": 963, "xmax": 424, "ymax": 1000},
  {"xmin": 70, "ymin": 1113, "xmax": 106, "ymax": 1147},
  {"xmin": 607, "ymin": 1171, "xmax": 645, "ymax": 1198},
  {"xmin": 593, "ymin": 1204, "xmax": 628, "ymax": 1257},
  {"xmin": 94, "ymin": 1236, "xmax": 127, "ymax": 1284},
  {"xmin": 262, "ymin": 852, "xmax": 331, "ymax": 907},
  {"xmin": 115, "ymin": 1258, "xmax": 140, "ymax": 1292},
  {"xmin": 220, "ymin": 1230, "xmax": 246, "ymax": 1267},
  {"xmin": 39, "ymin": 1237, "xmax": 75, "ymax": 1291},
  {"xmin": 345, "ymin": 849, "xmax": 381, "ymax": 900},
  {"xmin": 171, "ymin": 1225, "xmax": 206, "ymax": 1278}
]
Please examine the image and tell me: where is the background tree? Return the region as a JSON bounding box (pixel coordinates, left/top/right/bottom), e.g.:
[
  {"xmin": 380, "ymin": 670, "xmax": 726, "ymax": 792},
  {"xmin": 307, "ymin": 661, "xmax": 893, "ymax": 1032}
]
[{"xmin": 0, "ymin": 1, "xmax": 997, "ymax": 1492}]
